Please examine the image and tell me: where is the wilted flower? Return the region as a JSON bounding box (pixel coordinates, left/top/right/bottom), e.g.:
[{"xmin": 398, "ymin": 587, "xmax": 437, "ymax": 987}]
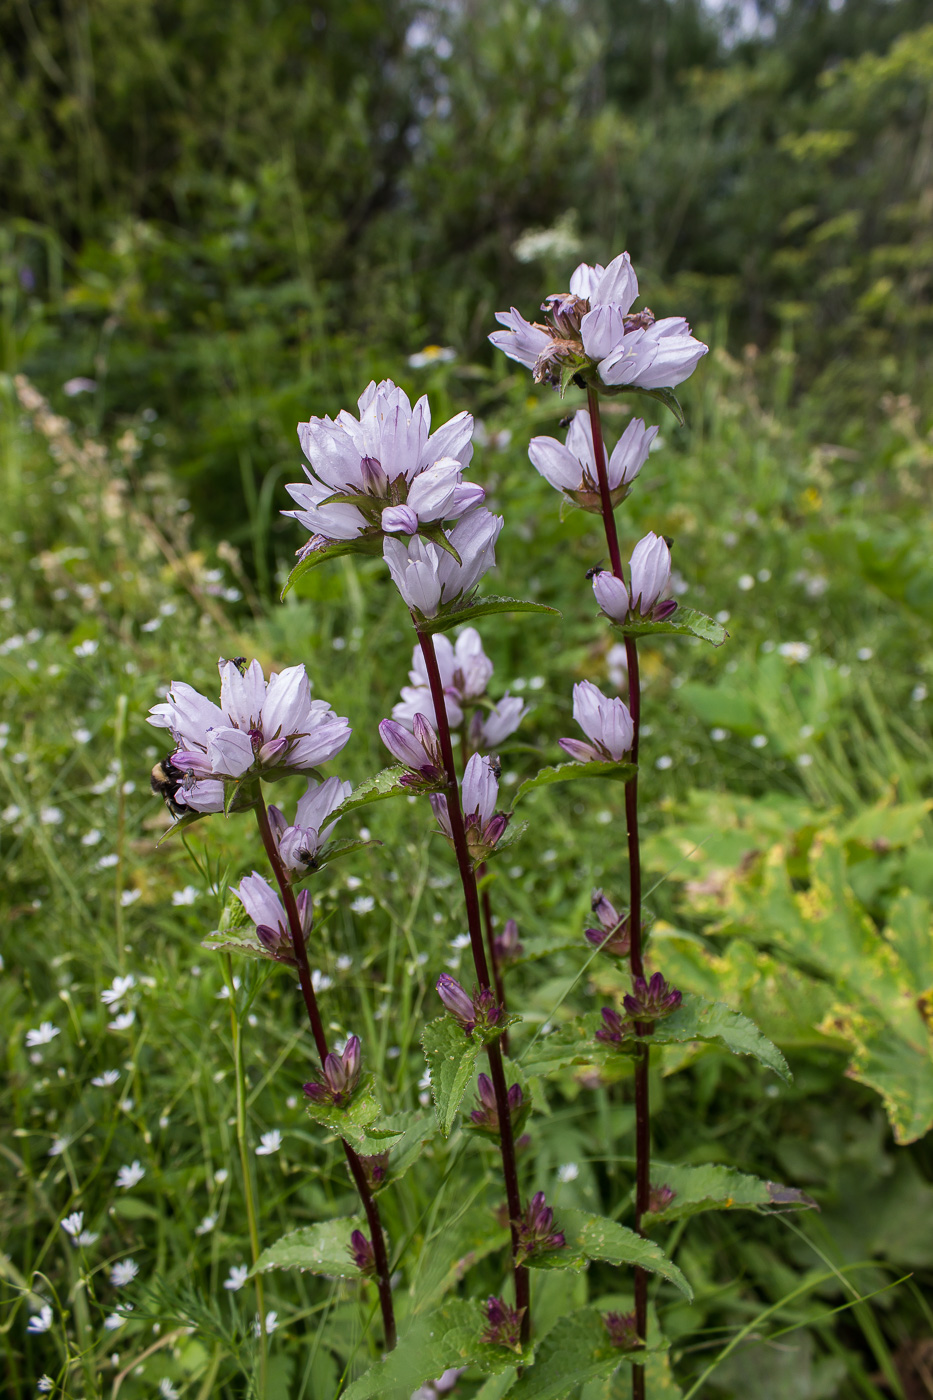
[
  {"xmin": 435, "ymin": 974, "xmax": 502, "ymax": 1037},
  {"xmin": 480, "ymin": 1295, "xmax": 525, "ymax": 1352},
  {"xmin": 430, "ymin": 753, "xmax": 510, "ymax": 863},
  {"xmin": 383, "ymin": 509, "xmax": 503, "ymax": 618},
  {"xmin": 623, "ymin": 973, "xmax": 682, "ymax": 1021},
  {"xmin": 232, "ymin": 872, "xmax": 311, "ymax": 960},
  {"xmin": 595, "ymin": 1006, "xmax": 633, "ymax": 1047},
  {"xmin": 469, "ymin": 1073, "xmax": 525, "ymax": 1136},
  {"xmin": 515, "ymin": 1192, "xmax": 565, "ymax": 1263},
  {"xmin": 348, "ymin": 1229, "xmax": 376, "ymax": 1276},
  {"xmin": 269, "ymin": 776, "xmax": 352, "ymax": 872},
  {"xmin": 303, "ymin": 1035, "xmax": 362, "ymax": 1107},
  {"xmin": 148, "ymin": 658, "xmax": 350, "ymax": 811},
  {"xmin": 490, "ymin": 251, "xmax": 708, "ymax": 394},
  {"xmin": 604, "ymin": 1310, "xmax": 640, "ymax": 1350},
  {"xmin": 528, "ymin": 410, "xmax": 656, "ymax": 512},
  {"xmin": 285, "ymin": 381, "xmax": 480, "ymax": 551},
  {"xmin": 584, "ymin": 889, "xmax": 631, "ymax": 957},
  {"xmin": 593, "ymin": 533, "xmax": 677, "ymax": 623},
  {"xmin": 647, "ymin": 1182, "xmax": 677, "ymax": 1214},
  {"xmin": 559, "ymin": 680, "xmax": 634, "ymax": 763},
  {"xmin": 493, "ymin": 918, "xmax": 524, "ymax": 965},
  {"xmin": 378, "ymin": 713, "xmax": 446, "ymax": 791}
]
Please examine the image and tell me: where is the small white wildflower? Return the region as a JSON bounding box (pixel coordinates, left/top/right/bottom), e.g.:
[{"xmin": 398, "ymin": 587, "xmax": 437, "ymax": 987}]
[
  {"xmin": 48, "ymin": 1137, "xmax": 69, "ymax": 1157},
  {"xmin": 345, "ymin": 876, "xmax": 362, "ymax": 890},
  {"xmin": 797, "ymin": 754, "xmax": 814, "ymax": 768},
  {"xmin": 101, "ymin": 975, "xmax": 136, "ymax": 1007},
  {"xmin": 77, "ymin": 1230, "xmax": 99, "ymax": 1246},
  {"xmin": 857, "ymin": 646, "xmax": 873, "ymax": 661},
  {"xmin": 195, "ymin": 1215, "xmax": 217, "ymax": 1236},
  {"xmin": 61, "ymin": 1211, "xmax": 84, "ymax": 1238},
  {"xmin": 737, "ymin": 574, "xmax": 754, "ymax": 591},
  {"xmin": 311, "ymin": 970, "xmax": 333, "ymax": 993},
  {"xmin": 710, "ymin": 728, "xmax": 729, "ymax": 742},
  {"xmin": 26, "ymin": 1023, "xmax": 60, "ymax": 1047},
  {"xmin": 255, "ymin": 1130, "xmax": 282, "ymax": 1157},
  {"xmin": 350, "ymin": 895, "xmax": 375, "ymax": 914},
  {"xmin": 450, "ymin": 933, "xmax": 471, "ymax": 950},
  {"xmin": 2, "ymin": 803, "xmax": 21, "ymax": 821},
  {"xmin": 171, "ymin": 885, "xmax": 199, "ymax": 906},
  {"xmin": 115, "ymin": 1160, "xmax": 145, "ymax": 1189},
  {"xmin": 37, "ymin": 1376, "xmax": 54, "ymax": 1393},
  {"xmin": 751, "ymin": 734, "xmax": 768, "ymax": 749},
  {"xmin": 778, "ymin": 641, "xmax": 811, "ymax": 663},
  {"xmin": 224, "ymin": 1264, "xmax": 249, "ymax": 1291},
  {"xmin": 119, "ymin": 889, "xmax": 141, "ymax": 908},
  {"xmin": 335, "ymin": 954, "xmax": 352, "ymax": 971},
  {"xmin": 715, "ymin": 610, "xmax": 730, "ymax": 624},
  {"xmin": 97, "ymin": 853, "xmax": 119, "ymax": 869},
  {"xmin": 214, "ymin": 1168, "xmax": 229, "ymax": 1185},
  {"xmin": 557, "ymin": 1162, "xmax": 579, "ymax": 1183},
  {"xmin": 27, "ymin": 1305, "xmax": 53, "ymax": 1333},
  {"xmin": 253, "ymin": 1311, "xmax": 278, "ymax": 1337},
  {"xmin": 911, "ymin": 683, "xmax": 927, "ymax": 703},
  {"xmin": 39, "ymin": 807, "xmax": 63, "ymax": 826},
  {"xmin": 81, "ymin": 828, "xmax": 102, "ymax": 846},
  {"xmin": 407, "ymin": 344, "xmax": 456, "ymax": 368},
  {"xmin": 73, "ymin": 639, "xmax": 99, "ymax": 657},
  {"xmin": 158, "ymin": 1381, "xmax": 179, "ymax": 1400},
  {"xmin": 655, "ymin": 755, "xmax": 673, "ymax": 770},
  {"xmin": 103, "ymin": 1311, "xmax": 127, "ymax": 1331},
  {"xmin": 110, "ymin": 1259, "xmax": 139, "ymax": 1287},
  {"xmin": 108, "ymin": 1011, "xmax": 136, "ymax": 1032},
  {"xmin": 72, "ymin": 727, "xmax": 92, "ymax": 744}
]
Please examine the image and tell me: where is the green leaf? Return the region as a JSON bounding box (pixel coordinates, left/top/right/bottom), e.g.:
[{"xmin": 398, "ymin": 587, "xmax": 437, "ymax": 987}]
[
  {"xmin": 610, "ymin": 607, "xmax": 728, "ymax": 647},
  {"xmin": 649, "ymin": 993, "xmax": 792, "ymax": 1081},
  {"xmin": 419, "ymin": 521, "xmax": 463, "ymax": 565},
  {"xmin": 155, "ymin": 809, "xmax": 209, "ymax": 844},
  {"xmin": 536, "ymin": 1210, "xmax": 692, "ymax": 1298},
  {"xmin": 345, "ymin": 1300, "xmax": 521, "ymax": 1399},
  {"xmin": 304, "ymin": 1074, "xmax": 401, "ymax": 1152},
  {"xmin": 281, "ymin": 537, "xmax": 382, "ymax": 598},
  {"xmin": 643, "ymin": 1162, "xmax": 816, "ymax": 1226},
  {"xmin": 421, "ymin": 1017, "xmax": 484, "ymax": 1137},
  {"xmin": 331, "ymin": 767, "xmax": 410, "ymax": 814},
  {"xmin": 364, "ymin": 1111, "xmax": 437, "ymax": 1194},
  {"xmin": 412, "ymin": 1204, "xmax": 511, "ymax": 1313},
  {"xmin": 252, "ymin": 1217, "xmax": 365, "ymax": 1278},
  {"xmin": 419, "ymin": 596, "xmax": 560, "ymax": 635},
  {"xmin": 298, "ymin": 836, "xmax": 381, "ymax": 872},
  {"xmin": 482, "ymin": 818, "xmax": 529, "ymax": 860},
  {"xmin": 513, "ymin": 759, "xmax": 636, "ymax": 807},
  {"xmin": 202, "ymin": 895, "xmax": 289, "ymax": 963},
  {"xmin": 634, "ymin": 385, "xmax": 685, "ymax": 425},
  {"xmin": 509, "ymin": 1308, "xmax": 659, "ymax": 1400},
  {"xmin": 519, "ymin": 1018, "xmax": 637, "ymax": 1077}
]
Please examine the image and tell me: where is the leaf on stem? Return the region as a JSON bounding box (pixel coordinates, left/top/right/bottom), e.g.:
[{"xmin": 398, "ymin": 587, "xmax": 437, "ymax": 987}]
[
  {"xmin": 512, "ymin": 759, "xmax": 637, "ymax": 807},
  {"xmin": 155, "ymin": 808, "xmax": 209, "ymax": 845},
  {"xmin": 202, "ymin": 896, "xmax": 288, "ymax": 964},
  {"xmin": 642, "ymin": 1162, "xmax": 817, "ymax": 1227},
  {"xmin": 525, "ymin": 1209, "xmax": 692, "ymax": 1298},
  {"xmin": 366, "ymin": 1111, "xmax": 437, "ymax": 1194},
  {"xmin": 609, "ymin": 608, "xmax": 728, "ymax": 647},
  {"xmin": 421, "ymin": 1017, "xmax": 484, "ymax": 1137},
  {"xmin": 649, "ymin": 993, "xmax": 792, "ymax": 1081},
  {"xmin": 252, "ymin": 1217, "xmax": 366, "ymax": 1278},
  {"xmin": 344, "ymin": 1300, "xmax": 523, "ymax": 1399},
  {"xmin": 281, "ymin": 537, "xmax": 383, "ymax": 598},
  {"xmin": 507, "ymin": 1307, "xmax": 665, "ymax": 1400},
  {"xmin": 304, "ymin": 1073, "xmax": 403, "ymax": 1153},
  {"xmin": 330, "ymin": 766, "xmax": 410, "ymax": 814},
  {"xmin": 418, "ymin": 596, "xmax": 560, "ymax": 635}
]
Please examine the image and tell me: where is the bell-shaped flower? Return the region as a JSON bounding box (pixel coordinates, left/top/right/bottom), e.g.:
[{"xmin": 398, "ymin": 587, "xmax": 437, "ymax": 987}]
[
  {"xmin": 383, "ymin": 509, "xmax": 503, "ymax": 619},
  {"xmin": 469, "ymin": 694, "xmax": 529, "ymax": 750},
  {"xmin": 285, "ymin": 381, "xmax": 478, "ymax": 550},
  {"xmin": 559, "ymin": 680, "xmax": 633, "ymax": 763},
  {"xmin": 378, "ymin": 713, "xmax": 446, "ymax": 792},
  {"xmin": 148, "ymin": 658, "xmax": 351, "ymax": 789},
  {"xmin": 600, "ymin": 316, "xmax": 708, "ymax": 391},
  {"xmin": 272, "ymin": 776, "xmax": 353, "ymax": 872},
  {"xmin": 232, "ymin": 871, "xmax": 311, "ymax": 960},
  {"xmin": 493, "ymin": 917, "xmax": 524, "ymax": 965},
  {"xmin": 469, "ymin": 1073, "xmax": 525, "ymax": 1136},
  {"xmin": 391, "ymin": 626, "xmax": 494, "ymax": 731},
  {"xmin": 528, "ymin": 410, "xmax": 656, "ymax": 513},
  {"xmin": 593, "ymin": 533, "xmax": 676, "ymax": 623},
  {"xmin": 430, "ymin": 753, "xmax": 510, "ymax": 863},
  {"xmin": 348, "ymin": 1229, "xmax": 376, "ymax": 1276},
  {"xmin": 622, "ymin": 972, "xmax": 682, "ymax": 1021},
  {"xmin": 488, "ymin": 307, "xmax": 553, "ymax": 373}
]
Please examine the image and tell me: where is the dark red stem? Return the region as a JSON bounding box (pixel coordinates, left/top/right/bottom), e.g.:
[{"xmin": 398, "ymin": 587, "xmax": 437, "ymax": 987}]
[
  {"xmin": 416, "ymin": 624, "xmax": 531, "ymax": 1343},
  {"xmin": 478, "ymin": 866, "xmax": 509, "ymax": 1055},
  {"xmin": 255, "ymin": 796, "xmax": 397, "ymax": 1350},
  {"xmin": 587, "ymin": 387, "xmax": 652, "ymax": 1390}
]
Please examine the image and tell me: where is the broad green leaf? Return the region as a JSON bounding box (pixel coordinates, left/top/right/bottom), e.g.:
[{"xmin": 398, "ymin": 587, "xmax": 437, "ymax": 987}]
[
  {"xmin": 509, "ymin": 1308, "xmax": 661, "ymax": 1400},
  {"xmin": 419, "ymin": 596, "xmax": 560, "ymax": 635},
  {"xmin": 300, "ymin": 836, "xmax": 380, "ymax": 870},
  {"xmin": 829, "ymin": 1008, "xmax": 933, "ymax": 1146},
  {"xmin": 519, "ymin": 1020, "xmax": 635, "ymax": 1078},
  {"xmin": 610, "ymin": 607, "xmax": 728, "ymax": 647},
  {"xmin": 598, "ymin": 1351, "xmax": 684, "ymax": 1398},
  {"xmin": 304, "ymin": 1074, "xmax": 401, "ymax": 1152},
  {"xmin": 421, "ymin": 1017, "xmax": 484, "ymax": 1136},
  {"xmin": 412, "ymin": 1202, "xmax": 511, "ymax": 1312},
  {"xmin": 345, "ymin": 1300, "xmax": 521, "ymax": 1399},
  {"xmin": 648, "ymin": 994, "xmax": 791, "ymax": 1082},
  {"xmin": 642, "ymin": 1162, "xmax": 816, "ymax": 1226},
  {"xmin": 365, "ymin": 1111, "xmax": 437, "ymax": 1194},
  {"xmin": 281, "ymin": 537, "xmax": 382, "ymax": 598},
  {"xmin": 513, "ymin": 759, "xmax": 636, "ymax": 806},
  {"xmin": 542, "ymin": 1210, "xmax": 692, "ymax": 1298},
  {"xmin": 636, "ymin": 384, "xmax": 685, "ymax": 425},
  {"xmin": 331, "ymin": 766, "xmax": 410, "ymax": 814},
  {"xmin": 252, "ymin": 1217, "xmax": 364, "ymax": 1278}
]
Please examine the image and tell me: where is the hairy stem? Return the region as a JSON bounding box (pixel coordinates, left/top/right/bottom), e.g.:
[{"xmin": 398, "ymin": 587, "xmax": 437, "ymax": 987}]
[
  {"xmin": 479, "ymin": 866, "xmax": 509, "ymax": 1055},
  {"xmin": 254, "ymin": 796, "xmax": 397, "ymax": 1350},
  {"xmin": 587, "ymin": 387, "xmax": 652, "ymax": 1390},
  {"xmin": 416, "ymin": 625, "xmax": 530, "ymax": 1342}
]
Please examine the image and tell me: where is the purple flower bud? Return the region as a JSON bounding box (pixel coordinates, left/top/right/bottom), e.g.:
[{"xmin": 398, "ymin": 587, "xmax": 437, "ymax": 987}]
[
  {"xmin": 379, "ymin": 715, "xmax": 446, "ymax": 791},
  {"xmin": 381, "ymin": 504, "xmax": 419, "ymax": 535},
  {"xmin": 604, "ymin": 1311, "xmax": 640, "ymax": 1350},
  {"xmin": 648, "ymin": 1182, "xmax": 676, "ymax": 1214},
  {"xmin": 493, "ymin": 918, "xmax": 523, "ymax": 965},
  {"xmin": 595, "ymin": 1006, "xmax": 633, "ymax": 1046},
  {"xmin": 480, "ymin": 1295, "xmax": 525, "ymax": 1352},
  {"xmin": 591, "ymin": 888, "xmax": 620, "ymax": 928},
  {"xmin": 436, "ymin": 974, "xmax": 476, "ymax": 1031},
  {"xmin": 559, "ymin": 680, "xmax": 633, "ymax": 764},
  {"xmin": 469, "ymin": 1074, "xmax": 524, "ymax": 1134},
  {"xmin": 348, "ymin": 1229, "xmax": 376, "ymax": 1276},
  {"xmin": 584, "ymin": 891, "xmax": 632, "ymax": 957},
  {"xmin": 295, "ymin": 889, "xmax": 313, "ymax": 936},
  {"xmin": 622, "ymin": 972, "xmax": 682, "ymax": 1021},
  {"xmin": 303, "ymin": 1035, "xmax": 363, "ymax": 1106},
  {"xmin": 516, "ymin": 1191, "xmax": 565, "ymax": 1262},
  {"xmin": 360, "ymin": 1151, "xmax": 390, "ymax": 1188},
  {"xmin": 256, "ymin": 923, "xmax": 290, "ymax": 954}
]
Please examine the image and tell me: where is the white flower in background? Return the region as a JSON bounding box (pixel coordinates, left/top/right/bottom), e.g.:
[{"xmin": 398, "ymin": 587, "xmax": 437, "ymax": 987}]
[
  {"xmin": 48, "ymin": 1138, "xmax": 69, "ymax": 1157},
  {"xmin": 115, "ymin": 1160, "xmax": 145, "ymax": 1189},
  {"xmin": 110, "ymin": 1259, "xmax": 139, "ymax": 1287},
  {"xmin": 392, "ymin": 625, "xmax": 494, "ymax": 730},
  {"xmin": 255, "ymin": 1130, "xmax": 282, "ymax": 1157},
  {"xmin": 559, "ymin": 681, "xmax": 634, "ymax": 763},
  {"xmin": 27, "ymin": 1305, "xmax": 53, "ymax": 1333},
  {"xmin": 253, "ymin": 1311, "xmax": 279, "ymax": 1337},
  {"xmin": 108, "ymin": 1010, "xmax": 136, "ymax": 1032},
  {"xmin": 119, "ymin": 889, "xmax": 141, "ymax": 908},
  {"xmin": 350, "ymin": 896, "xmax": 375, "ymax": 914},
  {"xmin": 26, "ymin": 1023, "xmax": 60, "ymax": 1047},
  {"xmin": 171, "ymin": 885, "xmax": 199, "ymax": 906},
  {"xmin": 101, "ymin": 975, "xmax": 136, "ymax": 1007},
  {"xmin": 224, "ymin": 1264, "xmax": 249, "ymax": 1291},
  {"xmin": 61, "ymin": 1211, "xmax": 85, "ymax": 1239},
  {"xmin": 77, "ymin": 1229, "xmax": 99, "ymax": 1247},
  {"xmin": 408, "ymin": 344, "xmax": 456, "ymax": 368},
  {"xmin": 557, "ymin": 1162, "xmax": 579, "ymax": 1183},
  {"xmin": 311, "ymin": 969, "xmax": 333, "ymax": 993},
  {"xmin": 195, "ymin": 1215, "xmax": 217, "ymax": 1236},
  {"xmin": 778, "ymin": 641, "xmax": 811, "ymax": 663},
  {"xmin": 158, "ymin": 1380, "xmax": 180, "ymax": 1400},
  {"xmin": 37, "ymin": 1376, "xmax": 54, "ymax": 1393},
  {"xmin": 104, "ymin": 1305, "xmax": 132, "ymax": 1330},
  {"xmin": 63, "ymin": 376, "xmax": 97, "ymax": 396}
]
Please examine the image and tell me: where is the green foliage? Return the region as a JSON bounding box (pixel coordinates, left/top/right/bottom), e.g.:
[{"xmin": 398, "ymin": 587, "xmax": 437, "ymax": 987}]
[
  {"xmin": 643, "ymin": 1163, "xmax": 816, "ymax": 1226},
  {"xmin": 610, "ymin": 609, "xmax": 729, "ymax": 648},
  {"xmin": 513, "ymin": 759, "xmax": 638, "ymax": 806},
  {"xmin": 253, "ymin": 1218, "xmax": 366, "ymax": 1279},
  {"xmin": 646, "ymin": 994, "xmax": 792, "ymax": 1083}
]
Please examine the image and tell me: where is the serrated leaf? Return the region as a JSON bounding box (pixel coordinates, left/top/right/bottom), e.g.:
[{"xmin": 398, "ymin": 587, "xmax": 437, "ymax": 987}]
[
  {"xmin": 331, "ymin": 767, "xmax": 410, "ymax": 814},
  {"xmin": 345, "ymin": 1300, "xmax": 521, "ymax": 1400},
  {"xmin": 421, "ymin": 1017, "xmax": 484, "ymax": 1136},
  {"xmin": 509, "ymin": 1307, "xmax": 661, "ymax": 1400},
  {"xmin": 419, "ymin": 596, "xmax": 560, "ymax": 635},
  {"xmin": 482, "ymin": 819, "xmax": 529, "ymax": 860},
  {"xmin": 281, "ymin": 537, "xmax": 382, "ymax": 598},
  {"xmin": 252, "ymin": 1217, "xmax": 365, "ymax": 1278},
  {"xmin": 364, "ymin": 1111, "xmax": 437, "ymax": 1194},
  {"xmin": 649, "ymin": 993, "xmax": 791, "ymax": 1081},
  {"xmin": 201, "ymin": 929, "xmax": 286, "ymax": 964},
  {"xmin": 300, "ymin": 836, "xmax": 381, "ymax": 871},
  {"xmin": 513, "ymin": 759, "xmax": 636, "ymax": 806},
  {"xmin": 419, "ymin": 521, "xmax": 463, "ymax": 565},
  {"xmin": 610, "ymin": 607, "xmax": 728, "ymax": 647},
  {"xmin": 304, "ymin": 1074, "xmax": 401, "ymax": 1152},
  {"xmin": 519, "ymin": 1018, "xmax": 637, "ymax": 1077},
  {"xmin": 643, "ymin": 1162, "xmax": 816, "ymax": 1226},
  {"xmin": 531, "ymin": 1209, "xmax": 691, "ymax": 1297}
]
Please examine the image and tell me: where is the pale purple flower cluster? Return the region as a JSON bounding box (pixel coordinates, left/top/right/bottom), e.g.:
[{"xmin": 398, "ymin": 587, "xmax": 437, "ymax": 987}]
[
  {"xmin": 593, "ymin": 532, "xmax": 676, "ymax": 623},
  {"xmin": 232, "ymin": 871, "xmax": 311, "ymax": 959},
  {"xmin": 430, "ymin": 753, "xmax": 510, "ymax": 862},
  {"xmin": 391, "ymin": 626, "xmax": 528, "ymax": 747},
  {"xmin": 490, "ymin": 251, "xmax": 708, "ymax": 393},
  {"xmin": 559, "ymin": 680, "xmax": 634, "ymax": 764},
  {"xmin": 148, "ymin": 658, "xmax": 350, "ymax": 813},
  {"xmin": 435, "ymin": 973, "xmax": 502, "ymax": 1037},
  {"xmin": 383, "ymin": 509, "xmax": 503, "ymax": 619},
  {"xmin": 269, "ymin": 776, "xmax": 352, "ymax": 872},
  {"xmin": 528, "ymin": 409, "xmax": 656, "ymax": 512},
  {"xmin": 285, "ymin": 380, "xmax": 481, "ymax": 548}
]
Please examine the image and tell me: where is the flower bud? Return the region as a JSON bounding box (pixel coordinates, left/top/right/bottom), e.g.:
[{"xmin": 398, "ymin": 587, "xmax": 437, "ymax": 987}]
[
  {"xmin": 469, "ymin": 1074, "xmax": 524, "ymax": 1135},
  {"xmin": 595, "ymin": 1006, "xmax": 632, "ymax": 1047},
  {"xmin": 302, "ymin": 1035, "xmax": 362, "ymax": 1106},
  {"xmin": 493, "ymin": 918, "xmax": 523, "ymax": 965},
  {"xmin": 584, "ymin": 889, "xmax": 631, "ymax": 957},
  {"xmin": 604, "ymin": 1311, "xmax": 640, "ymax": 1350},
  {"xmin": 348, "ymin": 1229, "xmax": 375, "ymax": 1276},
  {"xmin": 360, "ymin": 1151, "xmax": 390, "ymax": 1188},
  {"xmin": 480, "ymin": 1295, "xmax": 525, "ymax": 1352},
  {"xmin": 515, "ymin": 1191, "xmax": 565, "ymax": 1263},
  {"xmin": 622, "ymin": 972, "xmax": 682, "ymax": 1021},
  {"xmin": 435, "ymin": 973, "xmax": 475, "ymax": 1030},
  {"xmin": 648, "ymin": 1182, "xmax": 676, "ymax": 1214}
]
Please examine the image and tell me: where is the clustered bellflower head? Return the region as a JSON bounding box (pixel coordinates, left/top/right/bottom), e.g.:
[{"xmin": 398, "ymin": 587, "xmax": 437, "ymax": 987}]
[
  {"xmin": 481, "ymin": 1296, "xmax": 526, "ymax": 1353},
  {"xmin": 383, "ymin": 508, "xmax": 503, "ymax": 619},
  {"xmin": 148, "ymin": 658, "xmax": 350, "ymax": 813},
  {"xmin": 469, "ymin": 1073, "xmax": 525, "ymax": 1136},
  {"xmin": 593, "ymin": 532, "xmax": 677, "ymax": 623},
  {"xmin": 490, "ymin": 251, "xmax": 708, "ymax": 394},
  {"xmin": 303, "ymin": 1036, "xmax": 362, "ymax": 1107},
  {"xmin": 595, "ymin": 1006, "xmax": 633, "ymax": 1047},
  {"xmin": 515, "ymin": 1191, "xmax": 565, "ymax": 1264},
  {"xmin": 268, "ymin": 776, "xmax": 352, "ymax": 873},
  {"xmin": 378, "ymin": 713, "xmax": 446, "ymax": 792},
  {"xmin": 392, "ymin": 626, "xmax": 529, "ymax": 746},
  {"xmin": 584, "ymin": 889, "xmax": 632, "ymax": 958},
  {"xmin": 528, "ymin": 409, "xmax": 656, "ymax": 513},
  {"xmin": 285, "ymin": 380, "xmax": 481, "ymax": 552},
  {"xmin": 623, "ymin": 973, "xmax": 683, "ymax": 1021},
  {"xmin": 559, "ymin": 680, "xmax": 634, "ymax": 764},
  {"xmin": 233, "ymin": 872, "xmax": 311, "ymax": 961},
  {"xmin": 435, "ymin": 973, "xmax": 502, "ymax": 1038},
  {"xmin": 430, "ymin": 753, "xmax": 510, "ymax": 863},
  {"xmin": 603, "ymin": 1311, "xmax": 640, "ymax": 1350}
]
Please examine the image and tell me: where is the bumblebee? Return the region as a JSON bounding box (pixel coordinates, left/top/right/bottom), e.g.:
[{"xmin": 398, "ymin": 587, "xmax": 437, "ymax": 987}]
[{"xmin": 150, "ymin": 753, "xmax": 188, "ymax": 818}]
